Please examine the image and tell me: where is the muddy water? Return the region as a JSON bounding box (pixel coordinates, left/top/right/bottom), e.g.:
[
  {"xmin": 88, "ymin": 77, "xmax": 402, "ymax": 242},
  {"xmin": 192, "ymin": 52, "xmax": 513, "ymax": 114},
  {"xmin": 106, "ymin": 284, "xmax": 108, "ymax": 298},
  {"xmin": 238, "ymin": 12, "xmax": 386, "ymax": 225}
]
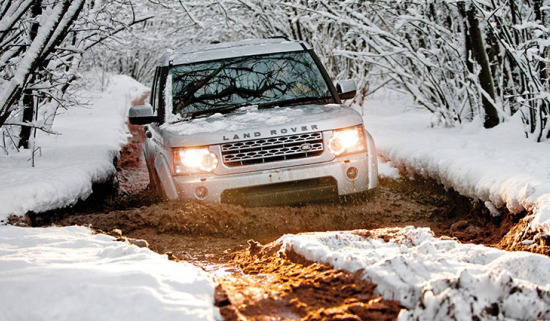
[
  {"xmin": 50, "ymin": 170, "xmax": 520, "ymax": 320},
  {"xmin": 43, "ymin": 122, "xmax": 528, "ymax": 320},
  {"xmin": 55, "ymin": 176, "xmax": 515, "ymax": 254}
]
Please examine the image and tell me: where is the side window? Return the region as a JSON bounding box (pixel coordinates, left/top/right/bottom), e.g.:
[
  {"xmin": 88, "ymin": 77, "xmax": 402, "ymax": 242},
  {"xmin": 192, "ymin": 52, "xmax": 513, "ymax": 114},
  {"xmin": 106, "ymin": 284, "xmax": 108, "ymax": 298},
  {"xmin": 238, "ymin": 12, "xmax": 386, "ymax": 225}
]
[
  {"xmin": 156, "ymin": 68, "xmax": 168, "ymax": 123},
  {"xmin": 150, "ymin": 67, "xmax": 161, "ymax": 112}
]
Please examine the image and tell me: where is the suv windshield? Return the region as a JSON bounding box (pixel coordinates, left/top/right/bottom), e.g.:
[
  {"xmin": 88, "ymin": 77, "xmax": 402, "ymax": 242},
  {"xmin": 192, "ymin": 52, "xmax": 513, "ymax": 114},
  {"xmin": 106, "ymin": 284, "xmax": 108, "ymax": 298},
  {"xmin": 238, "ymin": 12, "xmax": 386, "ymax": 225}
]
[{"xmin": 170, "ymin": 51, "xmax": 331, "ymax": 116}]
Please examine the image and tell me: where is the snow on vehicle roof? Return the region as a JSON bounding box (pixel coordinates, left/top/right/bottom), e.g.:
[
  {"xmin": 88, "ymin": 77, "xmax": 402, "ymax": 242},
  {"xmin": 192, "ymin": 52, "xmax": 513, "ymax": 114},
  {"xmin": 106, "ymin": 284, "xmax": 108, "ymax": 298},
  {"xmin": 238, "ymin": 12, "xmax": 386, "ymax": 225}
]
[{"xmin": 164, "ymin": 38, "xmax": 312, "ymax": 66}]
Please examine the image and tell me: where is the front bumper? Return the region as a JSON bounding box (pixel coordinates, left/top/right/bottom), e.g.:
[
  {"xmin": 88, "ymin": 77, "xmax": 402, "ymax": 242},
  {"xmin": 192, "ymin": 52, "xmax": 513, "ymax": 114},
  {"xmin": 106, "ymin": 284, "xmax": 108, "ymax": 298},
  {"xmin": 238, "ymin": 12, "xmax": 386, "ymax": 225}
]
[{"xmin": 171, "ymin": 151, "xmax": 376, "ymax": 204}]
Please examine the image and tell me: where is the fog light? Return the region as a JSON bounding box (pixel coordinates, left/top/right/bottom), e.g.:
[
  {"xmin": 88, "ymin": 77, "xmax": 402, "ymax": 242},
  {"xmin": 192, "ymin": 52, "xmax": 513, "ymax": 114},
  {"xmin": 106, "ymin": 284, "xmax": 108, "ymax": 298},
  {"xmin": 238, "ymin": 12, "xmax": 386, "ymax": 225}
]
[
  {"xmin": 195, "ymin": 186, "xmax": 208, "ymax": 199},
  {"xmin": 346, "ymin": 167, "xmax": 358, "ymax": 180}
]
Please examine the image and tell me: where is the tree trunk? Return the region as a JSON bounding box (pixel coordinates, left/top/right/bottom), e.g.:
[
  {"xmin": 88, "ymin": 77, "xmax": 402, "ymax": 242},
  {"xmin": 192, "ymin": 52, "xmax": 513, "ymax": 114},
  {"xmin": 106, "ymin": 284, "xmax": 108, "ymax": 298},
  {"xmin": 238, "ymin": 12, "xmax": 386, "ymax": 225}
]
[
  {"xmin": 17, "ymin": 90, "xmax": 34, "ymax": 149},
  {"xmin": 458, "ymin": 1, "xmax": 474, "ymax": 74},
  {"xmin": 18, "ymin": 0, "xmax": 42, "ymax": 149},
  {"xmin": 466, "ymin": 5, "xmax": 500, "ymax": 128},
  {"xmin": 534, "ymin": 0, "xmax": 548, "ymax": 87}
]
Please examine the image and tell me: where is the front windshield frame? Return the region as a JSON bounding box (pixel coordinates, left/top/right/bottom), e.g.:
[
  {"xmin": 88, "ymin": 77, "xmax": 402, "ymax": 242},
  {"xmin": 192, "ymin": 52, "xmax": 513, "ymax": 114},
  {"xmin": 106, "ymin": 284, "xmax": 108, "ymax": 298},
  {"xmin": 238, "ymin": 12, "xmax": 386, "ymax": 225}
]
[{"xmin": 167, "ymin": 49, "xmax": 340, "ymax": 118}]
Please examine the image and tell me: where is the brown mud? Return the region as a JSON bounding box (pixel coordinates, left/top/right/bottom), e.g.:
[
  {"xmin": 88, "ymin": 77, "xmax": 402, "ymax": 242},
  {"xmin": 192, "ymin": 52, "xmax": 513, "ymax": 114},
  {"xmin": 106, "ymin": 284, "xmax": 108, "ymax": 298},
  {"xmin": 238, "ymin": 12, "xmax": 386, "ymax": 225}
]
[
  {"xmin": 48, "ymin": 168, "xmax": 542, "ymax": 320},
  {"xmin": 117, "ymin": 92, "xmax": 150, "ymax": 195},
  {"xmin": 215, "ymin": 241, "xmax": 401, "ymax": 321},
  {"xmin": 498, "ymin": 218, "xmax": 550, "ymax": 256},
  {"xmin": 53, "ymin": 177, "xmax": 521, "ymax": 249},
  {"xmin": 116, "ymin": 122, "xmax": 148, "ymax": 196},
  {"xmin": 44, "ymin": 86, "xmax": 525, "ymax": 253}
]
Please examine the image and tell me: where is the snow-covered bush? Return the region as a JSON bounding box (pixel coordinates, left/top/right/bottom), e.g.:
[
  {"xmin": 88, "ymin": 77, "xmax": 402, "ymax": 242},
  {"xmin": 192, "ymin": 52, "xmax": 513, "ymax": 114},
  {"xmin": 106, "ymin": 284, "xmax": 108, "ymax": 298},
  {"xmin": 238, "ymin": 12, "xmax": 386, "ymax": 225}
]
[{"xmin": 476, "ymin": 0, "xmax": 550, "ymax": 141}]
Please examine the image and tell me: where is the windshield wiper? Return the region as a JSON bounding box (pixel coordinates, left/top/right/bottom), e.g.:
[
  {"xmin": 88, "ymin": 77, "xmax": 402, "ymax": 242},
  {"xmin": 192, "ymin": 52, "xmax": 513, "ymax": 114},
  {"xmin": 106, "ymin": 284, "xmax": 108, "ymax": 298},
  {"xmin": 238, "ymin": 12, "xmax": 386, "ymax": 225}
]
[
  {"xmin": 171, "ymin": 96, "xmax": 331, "ymax": 123},
  {"xmin": 257, "ymin": 96, "xmax": 332, "ymax": 109},
  {"xmin": 189, "ymin": 105, "xmax": 247, "ymax": 119},
  {"xmin": 170, "ymin": 104, "xmax": 252, "ymax": 123}
]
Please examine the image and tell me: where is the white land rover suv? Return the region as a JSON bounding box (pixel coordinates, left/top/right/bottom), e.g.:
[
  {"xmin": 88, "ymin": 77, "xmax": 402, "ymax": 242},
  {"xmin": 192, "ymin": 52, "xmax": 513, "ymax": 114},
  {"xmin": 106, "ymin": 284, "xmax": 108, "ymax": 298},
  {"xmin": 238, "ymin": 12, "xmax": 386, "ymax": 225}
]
[{"xmin": 129, "ymin": 38, "xmax": 378, "ymax": 206}]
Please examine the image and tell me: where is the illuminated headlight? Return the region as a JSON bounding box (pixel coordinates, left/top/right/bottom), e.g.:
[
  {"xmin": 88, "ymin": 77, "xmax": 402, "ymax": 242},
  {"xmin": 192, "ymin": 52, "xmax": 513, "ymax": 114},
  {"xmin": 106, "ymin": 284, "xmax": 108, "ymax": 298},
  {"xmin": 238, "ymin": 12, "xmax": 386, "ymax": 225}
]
[
  {"xmin": 329, "ymin": 126, "xmax": 367, "ymax": 156},
  {"xmin": 173, "ymin": 147, "xmax": 218, "ymax": 175}
]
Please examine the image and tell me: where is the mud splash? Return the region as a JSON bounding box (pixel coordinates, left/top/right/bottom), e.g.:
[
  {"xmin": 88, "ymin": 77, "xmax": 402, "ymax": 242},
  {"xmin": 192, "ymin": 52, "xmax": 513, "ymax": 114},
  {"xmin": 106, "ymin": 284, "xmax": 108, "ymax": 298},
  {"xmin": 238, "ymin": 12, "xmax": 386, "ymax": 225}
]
[
  {"xmin": 54, "ymin": 177, "xmax": 523, "ymax": 250},
  {"xmin": 116, "ymin": 123, "xmax": 149, "ymax": 196}
]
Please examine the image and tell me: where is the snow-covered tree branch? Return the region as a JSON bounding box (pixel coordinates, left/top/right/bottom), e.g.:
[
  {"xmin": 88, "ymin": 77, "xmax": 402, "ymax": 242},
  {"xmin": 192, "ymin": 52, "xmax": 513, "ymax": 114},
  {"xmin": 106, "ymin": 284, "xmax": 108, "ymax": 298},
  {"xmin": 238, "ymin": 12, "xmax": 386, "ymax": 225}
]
[{"xmin": 0, "ymin": 0, "xmax": 151, "ymax": 150}]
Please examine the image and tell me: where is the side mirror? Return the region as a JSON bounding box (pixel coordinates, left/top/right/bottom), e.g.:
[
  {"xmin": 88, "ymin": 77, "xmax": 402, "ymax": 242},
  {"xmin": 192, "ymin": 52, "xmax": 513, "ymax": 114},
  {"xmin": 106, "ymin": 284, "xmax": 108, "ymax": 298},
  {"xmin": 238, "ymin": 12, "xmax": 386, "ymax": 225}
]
[
  {"xmin": 129, "ymin": 104, "xmax": 157, "ymax": 125},
  {"xmin": 335, "ymin": 79, "xmax": 357, "ymax": 100}
]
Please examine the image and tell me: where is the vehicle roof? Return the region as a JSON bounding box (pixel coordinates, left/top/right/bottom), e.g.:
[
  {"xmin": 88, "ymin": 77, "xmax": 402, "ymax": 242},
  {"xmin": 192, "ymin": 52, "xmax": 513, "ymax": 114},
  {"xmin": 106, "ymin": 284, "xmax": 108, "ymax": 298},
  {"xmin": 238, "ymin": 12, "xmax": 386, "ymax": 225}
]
[{"xmin": 163, "ymin": 38, "xmax": 312, "ymax": 66}]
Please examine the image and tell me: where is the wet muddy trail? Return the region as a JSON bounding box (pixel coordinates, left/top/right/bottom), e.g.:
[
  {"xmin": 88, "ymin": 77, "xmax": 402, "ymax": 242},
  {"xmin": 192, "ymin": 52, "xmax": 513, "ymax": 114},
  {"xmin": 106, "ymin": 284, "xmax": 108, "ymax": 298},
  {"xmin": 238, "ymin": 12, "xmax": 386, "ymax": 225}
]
[
  {"xmin": 42, "ymin": 175, "xmax": 523, "ymax": 320},
  {"xmin": 41, "ymin": 162, "xmax": 523, "ymax": 320},
  {"xmin": 32, "ymin": 115, "xmax": 531, "ymax": 320}
]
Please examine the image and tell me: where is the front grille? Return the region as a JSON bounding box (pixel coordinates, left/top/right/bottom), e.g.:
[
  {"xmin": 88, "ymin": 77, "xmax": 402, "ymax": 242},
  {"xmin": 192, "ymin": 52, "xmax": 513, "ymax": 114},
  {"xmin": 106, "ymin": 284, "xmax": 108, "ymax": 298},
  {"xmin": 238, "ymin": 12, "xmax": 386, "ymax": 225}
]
[{"xmin": 221, "ymin": 132, "xmax": 324, "ymax": 167}]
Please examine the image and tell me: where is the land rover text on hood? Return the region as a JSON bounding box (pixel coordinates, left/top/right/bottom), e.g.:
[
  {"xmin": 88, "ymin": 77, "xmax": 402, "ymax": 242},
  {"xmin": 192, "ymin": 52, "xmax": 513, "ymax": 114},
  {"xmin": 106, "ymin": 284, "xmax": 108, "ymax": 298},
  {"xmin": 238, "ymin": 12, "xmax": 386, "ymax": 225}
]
[{"xmin": 129, "ymin": 38, "xmax": 378, "ymax": 206}]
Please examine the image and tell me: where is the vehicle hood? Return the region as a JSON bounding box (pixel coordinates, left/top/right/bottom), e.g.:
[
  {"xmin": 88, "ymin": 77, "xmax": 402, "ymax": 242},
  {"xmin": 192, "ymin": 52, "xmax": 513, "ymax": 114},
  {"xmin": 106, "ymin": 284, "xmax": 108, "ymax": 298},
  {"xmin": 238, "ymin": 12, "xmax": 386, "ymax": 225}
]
[{"xmin": 161, "ymin": 104, "xmax": 363, "ymax": 147}]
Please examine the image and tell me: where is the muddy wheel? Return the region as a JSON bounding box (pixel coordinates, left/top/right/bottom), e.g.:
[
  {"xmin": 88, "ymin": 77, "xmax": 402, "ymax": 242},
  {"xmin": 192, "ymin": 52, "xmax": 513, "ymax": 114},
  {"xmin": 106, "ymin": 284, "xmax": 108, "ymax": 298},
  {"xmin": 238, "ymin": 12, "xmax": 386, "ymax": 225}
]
[{"xmin": 148, "ymin": 169, "xmax": 167, "ymax": 201}]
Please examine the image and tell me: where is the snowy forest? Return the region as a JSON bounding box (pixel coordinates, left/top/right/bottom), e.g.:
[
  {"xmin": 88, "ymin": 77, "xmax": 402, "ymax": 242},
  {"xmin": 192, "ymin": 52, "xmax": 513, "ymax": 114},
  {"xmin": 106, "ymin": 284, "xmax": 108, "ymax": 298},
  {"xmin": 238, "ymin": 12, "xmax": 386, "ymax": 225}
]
[
  {"xmin": 1, "ymin": 0, "xmax": 549, "ymax": 157},
  {"xmin": 3, "ymin": 3, "xmax": 550, "ymax": 319}
]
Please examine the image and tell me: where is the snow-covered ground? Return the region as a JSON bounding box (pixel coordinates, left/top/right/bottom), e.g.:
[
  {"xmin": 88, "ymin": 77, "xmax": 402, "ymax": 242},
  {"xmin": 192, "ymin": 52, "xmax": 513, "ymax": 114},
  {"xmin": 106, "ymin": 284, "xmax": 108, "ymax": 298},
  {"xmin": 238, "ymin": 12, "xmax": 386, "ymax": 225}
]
[
  {"xmin": 281, "ymin": 227, "xmax": 550, "ymax": 320},
  {"xmin": 0, "ymin": 225, "xmax": 219, "ymax": 321},
  {"xmin": 0, "ymin": 75, "xmax": 147, "ymax": 221},
  {"xmin": 362, "ymin": 89, "xmax": 550, "ymax": 235}
]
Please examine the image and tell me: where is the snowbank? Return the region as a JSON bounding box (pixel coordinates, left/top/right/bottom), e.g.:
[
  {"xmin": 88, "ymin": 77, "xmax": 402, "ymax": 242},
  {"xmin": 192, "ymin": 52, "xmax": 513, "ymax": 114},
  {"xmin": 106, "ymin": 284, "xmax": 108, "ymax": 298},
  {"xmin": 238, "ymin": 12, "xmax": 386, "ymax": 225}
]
[
  {"xmin": 0, "ymin": 225, "xmax": 219, "ymax": 321},
  {"xmin": 362, "ymin": 89, "xmax": 550, "ymax": 234},
  {"xmin": 280, "ymin": 227, "xmax": 550, "ymax": 320},
  {"xmin": 0, "ymin": 75, "xmax": 147, "ymax": 220}
]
